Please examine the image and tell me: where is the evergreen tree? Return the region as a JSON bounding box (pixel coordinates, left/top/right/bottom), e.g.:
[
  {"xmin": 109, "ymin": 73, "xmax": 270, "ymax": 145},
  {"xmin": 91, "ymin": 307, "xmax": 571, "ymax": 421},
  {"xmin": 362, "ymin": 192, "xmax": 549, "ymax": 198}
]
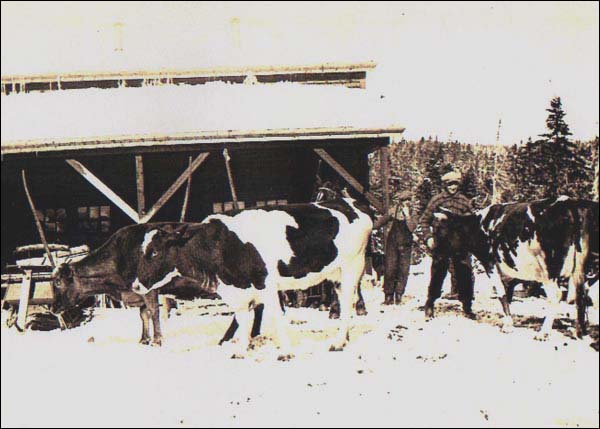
[{"xmin": 539, "ymin": 97, "xmax": 584, "ymax": 198}]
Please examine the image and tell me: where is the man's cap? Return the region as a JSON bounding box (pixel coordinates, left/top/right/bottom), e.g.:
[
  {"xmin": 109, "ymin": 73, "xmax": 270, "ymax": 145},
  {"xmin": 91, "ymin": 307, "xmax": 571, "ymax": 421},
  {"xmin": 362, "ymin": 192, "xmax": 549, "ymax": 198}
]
[{"xmin": 441, "ymin": 171, "xmax": 462, "ymax": 184}]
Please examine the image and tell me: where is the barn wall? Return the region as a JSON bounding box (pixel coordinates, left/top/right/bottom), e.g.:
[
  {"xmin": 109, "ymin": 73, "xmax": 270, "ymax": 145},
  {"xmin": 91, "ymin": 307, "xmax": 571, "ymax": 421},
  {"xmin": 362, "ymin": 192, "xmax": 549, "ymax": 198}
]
[{"xmin": 1, "ymin": 140, "xmax": 374, "ymax": 267}]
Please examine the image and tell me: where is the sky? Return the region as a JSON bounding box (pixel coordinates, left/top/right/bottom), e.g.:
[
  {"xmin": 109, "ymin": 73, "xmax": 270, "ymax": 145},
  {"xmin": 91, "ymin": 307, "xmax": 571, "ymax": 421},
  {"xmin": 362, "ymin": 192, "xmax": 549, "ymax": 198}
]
[{"xmin": 1, "ymin": 1, "xmax": 598, "ymax": 145}]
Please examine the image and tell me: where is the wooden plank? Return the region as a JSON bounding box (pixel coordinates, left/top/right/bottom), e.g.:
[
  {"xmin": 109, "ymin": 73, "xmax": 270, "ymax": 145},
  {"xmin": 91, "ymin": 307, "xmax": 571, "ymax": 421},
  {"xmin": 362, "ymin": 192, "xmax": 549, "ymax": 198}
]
[
  {"xmin": 140, "ymin": 152, "xmax": 210, "ymax": 223},
  {"xmin": 66, "ymin": 159, "xmax": 140, "ymax": 223},
  {"xmin": 135, "ymin": 155, "xmax": 145, "ymax": 216},
  {"xmin": 16, "ymin": 270, "xmax": 32, "ymax": 331},
  {"xmin": 313, "ymin": 148, "xmax": 383, "ymax": 212},
  {"xmin": 3, "ymin": 281, "xmax": 54, "ymax": 305}
]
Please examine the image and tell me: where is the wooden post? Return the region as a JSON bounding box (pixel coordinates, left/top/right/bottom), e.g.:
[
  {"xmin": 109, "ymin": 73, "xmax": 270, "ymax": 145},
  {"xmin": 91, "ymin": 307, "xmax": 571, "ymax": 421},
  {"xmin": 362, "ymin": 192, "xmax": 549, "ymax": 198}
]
[
  {"xmin": 135, "ymin": 155, "xmax": 145, "ymax": 217},
  {"xmin": 66, "ymin": 159, "xmax": 140, "ymax": 223},
  {"xmin": 313, "ymin": 148, "xmax": 384, "ymax": 212},
  {"xmin": 22, "ymin": 170, "xmax": 56, "ymax": 268},
  {"xmin": 16, "ymin": 270, "xmax": 32, "ymax": 331},
  {"xmin": 223, "ymin": 149, "xmax": 239, "ymax": 210},
  {"xmin": 140, "ymin": 152, "xmax": 209, "ymax": 223},
  {"xmin": 180, "ymin": 156, "xmax": 193, "ymax": 221}
]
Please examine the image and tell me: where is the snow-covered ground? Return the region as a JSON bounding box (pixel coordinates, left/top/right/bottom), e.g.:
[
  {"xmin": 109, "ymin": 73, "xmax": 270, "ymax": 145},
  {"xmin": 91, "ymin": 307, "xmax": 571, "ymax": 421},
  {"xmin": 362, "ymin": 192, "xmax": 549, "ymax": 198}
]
[{"xmin": 2, "ymin": 259, "xmax": 599, "ymax": 428}]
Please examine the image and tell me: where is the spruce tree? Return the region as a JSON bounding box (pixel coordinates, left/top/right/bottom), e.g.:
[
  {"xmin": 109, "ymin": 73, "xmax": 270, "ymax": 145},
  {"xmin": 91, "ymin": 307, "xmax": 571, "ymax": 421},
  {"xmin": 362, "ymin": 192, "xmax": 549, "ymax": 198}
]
[{"xmin": 539, "ymin": 97, "xmax": 583, "ymax": 198}]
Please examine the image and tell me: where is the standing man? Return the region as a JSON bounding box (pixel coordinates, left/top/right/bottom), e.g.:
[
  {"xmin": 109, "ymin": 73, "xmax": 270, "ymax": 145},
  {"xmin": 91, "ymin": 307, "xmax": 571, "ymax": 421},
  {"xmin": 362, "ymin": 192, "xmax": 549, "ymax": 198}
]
[
  {"xmin": 374, "ymin": 191, "xmax": 416, "ymax": 305},
  {"xmin": 419, "ymin": 170, "xmax": 475, "ymax": 319}
]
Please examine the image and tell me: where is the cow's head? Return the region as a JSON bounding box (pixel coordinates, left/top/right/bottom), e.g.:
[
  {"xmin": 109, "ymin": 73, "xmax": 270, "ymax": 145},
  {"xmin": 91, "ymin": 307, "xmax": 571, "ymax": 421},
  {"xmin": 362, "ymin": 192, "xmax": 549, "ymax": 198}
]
[
  {"xmin": 134, "ymin": 224, "xmax": 217, "ymax": 296},
  {"xmin": 433, "ymin": 209, "xmax": 494, "ymax": 271},
  {"xmin": 52, "ymin": 262, "xmax": 83, "ymax": 313}
]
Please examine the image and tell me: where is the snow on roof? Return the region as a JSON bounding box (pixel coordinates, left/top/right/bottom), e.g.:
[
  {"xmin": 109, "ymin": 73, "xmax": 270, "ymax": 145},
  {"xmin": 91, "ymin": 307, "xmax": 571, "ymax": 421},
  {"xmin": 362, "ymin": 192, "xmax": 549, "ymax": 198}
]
[{"xmin": 1, "ymin": 82, "xmax": 404, "ymax": 155}]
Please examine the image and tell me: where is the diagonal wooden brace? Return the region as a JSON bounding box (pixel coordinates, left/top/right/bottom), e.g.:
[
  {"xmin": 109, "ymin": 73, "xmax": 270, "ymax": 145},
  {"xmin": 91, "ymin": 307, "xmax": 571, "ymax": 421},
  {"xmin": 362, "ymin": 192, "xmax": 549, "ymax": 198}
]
[
  {"xmin": 313, "ymin": 148, "xmax": 383, "ymax": 212},
  {"xmin": 139, "ymin": 152, "xmax": 210, "ymax": 223},
  {"xmin": 67, "ymin": 159, "xmax": 140, "ymax": 223}
]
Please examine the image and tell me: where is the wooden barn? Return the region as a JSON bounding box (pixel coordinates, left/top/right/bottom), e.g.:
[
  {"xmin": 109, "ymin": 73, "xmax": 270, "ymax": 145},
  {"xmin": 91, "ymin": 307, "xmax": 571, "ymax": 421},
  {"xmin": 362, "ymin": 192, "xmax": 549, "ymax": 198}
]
[{"xmin": 1, "ymin": 62, "xmax": 404, "ymax": 272}]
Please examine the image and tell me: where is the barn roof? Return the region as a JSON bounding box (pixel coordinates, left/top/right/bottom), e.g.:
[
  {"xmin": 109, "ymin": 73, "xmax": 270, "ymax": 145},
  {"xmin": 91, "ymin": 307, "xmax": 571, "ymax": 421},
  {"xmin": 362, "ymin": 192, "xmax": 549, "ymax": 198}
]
[
  {"xmin": 1, "ymin": 82, "xmax": 404, "ymax": 156},
  {"xmin": 1, "ymin": 61, "xmax": 377, "ymax": 91}
]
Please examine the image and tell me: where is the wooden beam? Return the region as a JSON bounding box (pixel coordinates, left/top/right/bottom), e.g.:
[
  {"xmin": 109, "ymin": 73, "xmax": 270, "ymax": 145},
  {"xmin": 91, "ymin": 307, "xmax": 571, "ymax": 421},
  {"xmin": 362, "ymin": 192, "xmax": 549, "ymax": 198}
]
[
  {"xmin": 223, "ymin": 149, "xmax": 239, "ymax": 210},
  {"xmin": 140, "ymin": 152, "xmax": 209, "ymax": 223},
  {"xmin": 313, "ymin": 148, "xmax": 383, "ymax": 212},
  {"xmin": 16, "ymin": 270, "xmax": 32, "ymax": 331},
  {"xmin": 135, "ymin": 155, "xmax": 145, "ymax": 216},
  {"xmin": 66, "ymin": 159, "xmax": 140, "ymax": 223}
]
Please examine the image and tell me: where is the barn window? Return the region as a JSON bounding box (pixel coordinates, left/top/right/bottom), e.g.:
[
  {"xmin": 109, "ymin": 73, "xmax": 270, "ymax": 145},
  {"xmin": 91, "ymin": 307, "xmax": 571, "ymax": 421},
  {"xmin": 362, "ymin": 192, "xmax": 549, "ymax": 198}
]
[
  {"xmin": 36, "ymin": 208, "xmax": 67, "ymax": 234},
  {"xmin": 78, "ymin": 205, "xmax": 110, "ymax": 232}
]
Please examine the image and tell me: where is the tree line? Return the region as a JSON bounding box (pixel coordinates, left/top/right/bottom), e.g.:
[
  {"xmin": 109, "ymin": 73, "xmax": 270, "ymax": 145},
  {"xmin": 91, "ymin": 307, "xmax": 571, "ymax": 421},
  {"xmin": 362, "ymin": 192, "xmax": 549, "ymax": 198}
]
[{"xmin": 370, "ymin": 97, "xmax": 599, "ymax": 215}]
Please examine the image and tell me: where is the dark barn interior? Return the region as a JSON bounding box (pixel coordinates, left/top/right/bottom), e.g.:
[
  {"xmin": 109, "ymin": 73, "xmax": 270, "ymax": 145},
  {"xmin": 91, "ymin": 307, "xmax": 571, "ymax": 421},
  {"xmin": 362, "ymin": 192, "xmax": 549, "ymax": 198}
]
[{"xmin": 1, "ymin": 139, "xmax": 381, "ymax": 269}]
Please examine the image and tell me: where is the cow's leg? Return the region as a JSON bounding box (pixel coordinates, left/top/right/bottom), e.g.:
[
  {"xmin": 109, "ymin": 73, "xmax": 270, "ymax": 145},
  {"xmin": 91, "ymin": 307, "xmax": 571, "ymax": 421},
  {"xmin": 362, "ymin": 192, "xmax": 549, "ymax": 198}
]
[
  {"xmin": 568, "ymin": 259, "xmax": 589, "ymax": 338},
  {"xmin": 229, "ymin": 308, "xmax": 253, "ymax": 358},
  {"xmin": 330, "ymin": 259, "xmax": 364, "ymax": 352},
  {"xmin": 139, "ymin": 305, "xmax": 151, "ymax": 345},
  {"xmin": 257, "ymin": 285, "xmax": 294, "ymax": 360},
  {"xmin": 219, "ymin": 305, "xmax": 263, "ymax": 346},
  {"xmin": 536, "ymin": 280, "xmax": 562, "ymax": 341},
  {"xmin": 425, "ymin": 255, "xmax": 449, "ymax": 319},
  {"xmin": 143, "ymin": 290, "xmax": 163, "ymax": 346},
  {"xmin": 355, "ymin": 282, "xmax": 367, "ymax": 316},
  {"xmin": 494, "ymin": 271, "xmax": 514, "ymax": 333},
  {"xmin": 219, "ymin": 316, "xmax": 239, "ymax": 345}
]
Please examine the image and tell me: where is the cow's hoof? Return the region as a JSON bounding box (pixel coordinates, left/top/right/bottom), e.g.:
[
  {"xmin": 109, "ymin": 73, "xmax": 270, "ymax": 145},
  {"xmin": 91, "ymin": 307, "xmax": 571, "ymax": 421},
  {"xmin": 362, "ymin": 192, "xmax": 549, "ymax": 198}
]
[
  {"xmin": 151, "ymin": 339, "xmax": 162, "ymax": 347},
  {"xmin": 329, "ymin": 312, "xmax": 340, "ymax": 320},
  {"xmin": 318, "ymin": 304, "xmax": 328, "ymax": 312},
  {"xmin": 139, "ymin": 337, "xmax": 151, "ymax": 345},
  {"xmin": 534, "ymin": 332, "xmax": 550, "ymax": 342},
  {"xmin": 230, "ymin": 353, "xmax": 246, "ymax": 360},
  {"xmin": 356, "ymin": 307, "xmax": 368, "ymax": 317},
  {"xmin": 277, "ymin": 353, "xmax": 295, "ymax": 362}
]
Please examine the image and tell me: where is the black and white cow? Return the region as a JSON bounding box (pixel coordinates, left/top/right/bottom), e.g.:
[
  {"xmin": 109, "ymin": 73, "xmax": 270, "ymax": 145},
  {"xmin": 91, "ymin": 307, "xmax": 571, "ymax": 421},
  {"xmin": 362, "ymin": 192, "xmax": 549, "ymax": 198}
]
[
  {"xmin": 52, "ymin": 223, "xmax": 221, "ymax": 345},
  {"xmin": 132, "ymin": 198, "xmax": 374, "ymax": 356},
  {"xmin": 434, "ymin": 196, "xmax": 598, "ymax": 340}
]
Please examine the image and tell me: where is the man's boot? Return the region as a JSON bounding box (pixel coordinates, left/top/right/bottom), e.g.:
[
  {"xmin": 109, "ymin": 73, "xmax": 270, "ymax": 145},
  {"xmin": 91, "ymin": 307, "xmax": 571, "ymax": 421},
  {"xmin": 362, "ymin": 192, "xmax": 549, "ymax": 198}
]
[
  {"xmin": 424, "ymin": 300, "xmax": 435, "ymax": 319},
  {"xmin": 442, "ymin": 291, "xmax": 459, "ymax": 300},
  {"xmin": 462, "ymin": 301, "xmax": 476, "ymax": 319}
]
